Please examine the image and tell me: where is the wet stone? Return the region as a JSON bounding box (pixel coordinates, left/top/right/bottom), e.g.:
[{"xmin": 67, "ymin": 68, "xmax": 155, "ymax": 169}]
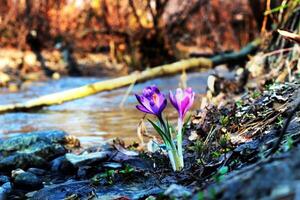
[
  {"xmin": 0, "ymin": 182, "xmax": 12, "ymax": 200},
  {"xmin": 0, "ymin": 175, "xmax": 10, "ymax": 185},
  {"xmin": 163, "ymin": 184, "xmax": 192, "ymax": 199},
  {"xmin": 111, "ymin": 152, "xmax": 153, "ymax": 170},
  {"xmin": 76, "ymin": 166, "xmax": 101, "ymax": 179},
  {"xmin": 21, "ymin": 141, "xmax": 67, "ymax": 160},
  {"xmin": 14, "ymin": 172, "xmax": 43, "ymax": 191},
  {"xmin": 95, "ymin": 178, "xmax": 165, "ymax": 199},
  {"xmin": 65, "ymin": 151, "xmax": 111, "ymax": 167},
  {"xmin": 32, "ymin": 180, "xmax": 95, "ymax": 200},
  {"xmin": 103, "ymin": 162, "xmax": 122, "ymax": 169},
  {"xmin": 0, "ymin": 153, "xmax": 48, "ymax": 171},
  {"xmin": 50, "ymin": 156, "xmax": 76, "ymax": 175},
  {"xmin": 1, "ymin": 182, "xmax": 12, "ymax": 192},
  {"xmin": 27, "ymin": 168, "xmax": 47, "ymax": 176},
  {"xmin": 0, "ymin": 130, "xmax": 67, "ymax": 156},
  {"xmin": 0, "ymin": 130, "xmax": 77, "ymax": 171},
  {"xmin": 11, "ymin": 168, "xmax": 25, "ymax": 178}
]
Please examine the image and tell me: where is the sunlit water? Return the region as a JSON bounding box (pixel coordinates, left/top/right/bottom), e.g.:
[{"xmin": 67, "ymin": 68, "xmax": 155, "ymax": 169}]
[{"xmin": 0, "ymin": 70, "xmax": 231, "ymax": 146}]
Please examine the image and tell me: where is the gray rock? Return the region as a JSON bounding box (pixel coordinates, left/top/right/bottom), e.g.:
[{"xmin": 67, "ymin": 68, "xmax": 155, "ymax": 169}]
[
  {"xmin": 1, "ymin": 182, "xmax": 12, "ymax": 192},
  {"xmin": 11, "ymin": 168, "xmax": 25, "ymax": 178},
  {"xmin": 27, "ymin": 168, "xmax": 47, "ymax": 176},
  {"xmin": 14, "ymin": 172, "xmax": 43, "ymax": 191},
  {"xmin": 0, "ymin": 182, "xmax": 12, "ymax": 200},
  {"xmin": 77, "ymin": 166, "xmax": 93, "ymax": 179},
  {"xmin": 32, "ymin": 180, "xmax": 95, "ymax": 200},
  {"xmin": 95, "ymin": 178, "xmax": 165, "ymax": 200},
  {"xmin": 0, "ymin": 187, "xmax": 6, "ymax": 200},
  {"xmin": 111, "ymin": 152, "xmax": 153, "ymax": 170},
  {"xmin": 193, "ymin": 145, "xmax": 300, "ymax": 200},
  {"xmin": 18, "ymin": 141, "xmax": 67, "ymax": 160},
  {"xmin": 0, "ymin": 130, "xmax": 79, "ymax": 171},
  {"xmin": 65, "ymin": 151, "xmax": 110, "ymax": 167},
  {"xmin": 164, "ymin": 184, "xmax": 192, "ymax": 199},
  {"xmin": 33, "ymin": 177, "xmax": 164, "ymax": 200},
  {"xmin": 0, "ymin": 130, "xmax": 67, "ymax": 156},
  {"xmin": 0, "ymin": 153, "xmax": 47, "ymax": 171},
  {"xmin": 50, "ymin": 156, "xmax": 76, "ymax": 175},
  {"xmin": 0, "ymin": 175, "xmax": 10, "ymax": 185}
]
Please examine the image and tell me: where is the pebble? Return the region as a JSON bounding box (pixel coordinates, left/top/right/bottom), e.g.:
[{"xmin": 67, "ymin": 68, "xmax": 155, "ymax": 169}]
[{"xmin": 14, "ymin": 172, "xmax": 43, "ymax": 191}]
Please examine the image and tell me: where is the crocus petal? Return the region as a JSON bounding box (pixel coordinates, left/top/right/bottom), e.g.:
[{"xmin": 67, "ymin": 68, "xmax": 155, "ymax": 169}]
[
  {"xmin": 169, "ymin": 87, "xmax": 195, "ymax": 119},
  {"xmin": 136, "ymin": 105, "xmax": 152, "ymax": 114},
  {"xmin": 169, "ymin": 91, "xmax": 179, "ymax": 110},
  {"xmin": 185, "ymin": 87, "xmax": 193, "ymax": 94},
  {"xmin": 135, "ymin": 94, "xmax": 154, "ymax": 114},
  {"xmin": 156, "ymin": 93, "xmax": 166, "ymax": 107},
  {"xmin": 175, "ymin": 88, "xmax": 184, "ymax": 102},
  {"xmin": 180, "ymin": 95, "xmax": 191, "ymax": 119},
  {"xmin": 142, "ymin": 87, "xmax": 152, "ymax": 97},
  {"xmin": 135, "ymin": 94, "xmax": 144, "ymax": 105},
  {"xmin": 143, "ymin": 85, "xmax": 160, "ymax": 98},
  {"xmin": 150, "ymin": 94, "xmax": 167, "ymax": 115},
  {"xmin": 157, "ymin": 96, "xmax": 167, "ymax": 114},
  {"xmin": 181, "ymin": 90, "xmax": 195, "ymax": 118},
  {"xmin": 150, "ymin": 85, "xmax": 160, "ymax": 94}
]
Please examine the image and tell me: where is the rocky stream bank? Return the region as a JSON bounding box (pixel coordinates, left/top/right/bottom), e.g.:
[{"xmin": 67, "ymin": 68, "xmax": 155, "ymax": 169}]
[{"xmin": 1, "ymin": 81, "xmax": 300, "ymax": 200}]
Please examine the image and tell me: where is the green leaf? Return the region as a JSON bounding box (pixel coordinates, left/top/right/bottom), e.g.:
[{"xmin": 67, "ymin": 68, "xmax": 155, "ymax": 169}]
[
  {"xmin": 218, "ymin": 166, "xmax": 228, "ymax": 175},
  {"xmin": 166, "ymin": 119, "xmax": 173, "ymax": 137},
  {"xmin": 119, "ymin": 164, "xmax": 134, "ymax": 174},
  {"xmin": 169, "ymin": 124, "xmax": 176, "ymax": 135},
  {"xmin": 264, "ymin": 0, "xmax": 300, "ymax": 15},
  {"xmin": 264, "ymin": 4, "xmax": 288, "ymax": 15},
  {"xmin": 220, "ymin": 115, "xmax": 229, "ymax": 127},
  {"xmin": 181, "ymin": 115, "xmax": 191, "ymax": 134},
  {"xmin": 184, "ymin": 114, "xmax": 192, "ymax": 126},
  {"xmin": 148, "ymin": 119, "xmax": 172, "ymax": 147}
]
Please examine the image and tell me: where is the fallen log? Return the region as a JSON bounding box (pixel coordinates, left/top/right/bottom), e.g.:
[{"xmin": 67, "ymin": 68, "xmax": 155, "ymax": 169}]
[
  {"xmin": 211, "ymin": 38, "xmax": 261, "ymax": 66},
  {"xmin": 0, "ymin": 58, "xmax": 212, "ymax": 113},
  {"xmin": 0, "ymin": 39, "xmax": 260, "ymax": 113}
]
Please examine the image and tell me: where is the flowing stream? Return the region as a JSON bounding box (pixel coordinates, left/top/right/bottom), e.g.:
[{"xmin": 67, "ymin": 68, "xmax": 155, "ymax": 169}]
[{"xmin": 0, "ymin": 70, "xmax": 231, "ymax": 146}]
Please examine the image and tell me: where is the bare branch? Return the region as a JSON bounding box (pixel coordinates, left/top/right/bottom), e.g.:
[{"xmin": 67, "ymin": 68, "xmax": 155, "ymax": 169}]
[{"xmin": 128, "ymin": 0, "xmax": 143, "ymax": 29}]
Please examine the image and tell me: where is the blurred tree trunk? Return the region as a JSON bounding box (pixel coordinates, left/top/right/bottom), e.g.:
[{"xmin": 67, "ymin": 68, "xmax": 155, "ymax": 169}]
[{"xmin": 248, "ymin": 0, "xmax": 266, "ymax": 30}]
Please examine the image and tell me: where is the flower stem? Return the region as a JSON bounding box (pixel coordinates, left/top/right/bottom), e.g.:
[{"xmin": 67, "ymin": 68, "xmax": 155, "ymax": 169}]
[
  {"xmin": 168, "ymin": 148, "xmax": 182, "ymax": 171},
  {"xmin": 177, "ymin": 118, "xmax": 184, "ymax": 168},
  {"xmin": 158, "ymin": 115, "xmax": 183, "ymax": 171}
]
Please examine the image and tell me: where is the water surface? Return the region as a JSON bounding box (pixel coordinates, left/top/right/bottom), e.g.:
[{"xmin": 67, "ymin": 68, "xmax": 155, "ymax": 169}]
[{"xmin": 0, "ymin": 70, "xmax": 229, "ymax": 146}]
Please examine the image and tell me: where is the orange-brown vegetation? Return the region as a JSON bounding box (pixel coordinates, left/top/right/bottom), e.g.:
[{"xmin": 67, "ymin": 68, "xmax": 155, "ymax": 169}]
[{"xmin": 0, "ymin": 0, "xmax": 259, "ymax": 69}]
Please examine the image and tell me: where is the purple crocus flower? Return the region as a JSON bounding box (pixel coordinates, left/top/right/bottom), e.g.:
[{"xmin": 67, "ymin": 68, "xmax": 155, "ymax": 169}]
[
  {"xmin": 135, "ymin": 85, "xmax": 167, "ymax": 118},
  {"xmin": 170, "ymin": 87, "xmax": 195, "ymax": 169},
  {"xmin": 169, "ymin": 88, "xmax": 195, "ymax": 120}
]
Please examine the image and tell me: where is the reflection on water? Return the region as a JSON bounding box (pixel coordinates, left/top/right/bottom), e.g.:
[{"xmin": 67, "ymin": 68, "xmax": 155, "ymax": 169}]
[{"xmin": 0, "ymin": 70, "xmax": 228, "ymax": 146}]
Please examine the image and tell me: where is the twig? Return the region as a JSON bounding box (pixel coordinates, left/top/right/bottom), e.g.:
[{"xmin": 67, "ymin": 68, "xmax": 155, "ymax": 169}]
[
  {"xmin": 261, "ymin": 0, "xmax": 271, "ymax": 33},
  {"xmin": 262, "ymin": 47, "xmax": 294, "ymax": 58},
  {"xmin": 119, "ymin": 78, "xmax": 136, "ymax": 108}
]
